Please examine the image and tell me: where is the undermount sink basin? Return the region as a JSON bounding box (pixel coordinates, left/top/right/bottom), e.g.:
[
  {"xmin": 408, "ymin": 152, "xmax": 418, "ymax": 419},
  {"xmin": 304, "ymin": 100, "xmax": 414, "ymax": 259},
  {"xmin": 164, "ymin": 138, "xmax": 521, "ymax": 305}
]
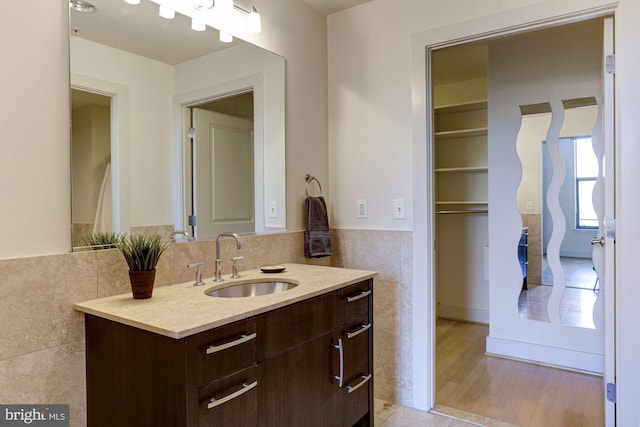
[{"xmin": 205, "ymin": 280, "xmax": 298, "ymax": 298}]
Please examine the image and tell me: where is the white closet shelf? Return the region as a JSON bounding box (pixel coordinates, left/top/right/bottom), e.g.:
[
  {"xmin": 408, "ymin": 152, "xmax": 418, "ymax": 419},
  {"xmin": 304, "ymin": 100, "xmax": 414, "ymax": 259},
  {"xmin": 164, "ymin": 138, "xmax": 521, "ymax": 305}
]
[
  {"xmin": 434, "ymin": 127, "xmax": 488, "ymax": 139},
  {"xmin": 434, "ymin": 100, "xmax": 488, "ymax": 114},
  {"xmin": 435, "ymin": 166, "xmax": 488, "ymax": 173}
]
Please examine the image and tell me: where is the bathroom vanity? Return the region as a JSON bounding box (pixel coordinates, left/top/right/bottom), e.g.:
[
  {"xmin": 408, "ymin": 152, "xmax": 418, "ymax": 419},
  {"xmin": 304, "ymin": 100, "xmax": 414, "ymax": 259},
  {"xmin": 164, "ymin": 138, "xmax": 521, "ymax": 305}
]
[{"xmin": 74, "ymin": 264, "xmax": 376, "ymax": 427}]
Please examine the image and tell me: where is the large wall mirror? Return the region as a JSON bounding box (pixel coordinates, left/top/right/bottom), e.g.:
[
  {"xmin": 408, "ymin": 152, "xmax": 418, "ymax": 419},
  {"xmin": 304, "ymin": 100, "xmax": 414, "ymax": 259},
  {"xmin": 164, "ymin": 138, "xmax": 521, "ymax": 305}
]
[{"xmin": 69, "ymin": 0, "xmax": 285, "ymax": 248}]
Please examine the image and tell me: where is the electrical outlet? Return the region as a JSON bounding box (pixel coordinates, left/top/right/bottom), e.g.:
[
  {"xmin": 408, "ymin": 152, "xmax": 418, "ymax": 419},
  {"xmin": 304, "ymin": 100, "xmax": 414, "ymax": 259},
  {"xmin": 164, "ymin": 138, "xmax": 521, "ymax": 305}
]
[
  {"xmin": 394, "ymin": 199, "xmax": 405, "ymax": 219},
  {"xmin": 357, "ymin": 199, "xmax": 367, "ymax": 219},
  {"xmin": 526, "ymin": 200, "xmax": 533, "ymax": 210},
  {"xmin": 269, "ymin": 201, "xmax": 277, "ymax": 218}
]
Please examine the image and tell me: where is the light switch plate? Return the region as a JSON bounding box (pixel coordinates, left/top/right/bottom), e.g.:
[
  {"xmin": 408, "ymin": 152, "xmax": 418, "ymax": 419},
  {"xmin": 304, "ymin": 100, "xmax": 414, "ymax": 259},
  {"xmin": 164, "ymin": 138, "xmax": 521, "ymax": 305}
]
[
  {"xmin": 357, "ymin": 199, "xmax": 367, "ymax": 219},
  {"xmin": 394, "ymin": 199, "xmax": 405, "ymax": 219}
]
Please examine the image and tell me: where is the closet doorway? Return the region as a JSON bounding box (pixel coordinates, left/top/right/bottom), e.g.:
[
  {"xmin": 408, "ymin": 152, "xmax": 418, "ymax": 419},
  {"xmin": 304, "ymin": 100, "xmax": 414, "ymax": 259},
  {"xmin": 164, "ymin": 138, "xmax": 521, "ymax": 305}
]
[{"xmin": 430, "ymin": 15, "xmax": 615, "ymax": 426}]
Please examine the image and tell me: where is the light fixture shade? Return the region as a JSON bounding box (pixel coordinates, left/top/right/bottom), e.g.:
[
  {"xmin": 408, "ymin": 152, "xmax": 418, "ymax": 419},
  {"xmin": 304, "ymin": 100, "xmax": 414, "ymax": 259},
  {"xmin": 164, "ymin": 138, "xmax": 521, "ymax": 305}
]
[
  {"xmin": 123, "ymin": 0, "xmax": 140, "ymax": 4},
  {"xmin": 247, "ymin": 7, "xmax": 261, "ymax": 33},
  {"xmin": 159, "ymin": 4, "xmax": 175, "ymax": 19},
  {"xmin": 219, "ymin": 31, "xmax": 233, "ymax": 43},
  {"xmin": 191, "ymin": 18, "xmax": 206, "ymax": 31}
]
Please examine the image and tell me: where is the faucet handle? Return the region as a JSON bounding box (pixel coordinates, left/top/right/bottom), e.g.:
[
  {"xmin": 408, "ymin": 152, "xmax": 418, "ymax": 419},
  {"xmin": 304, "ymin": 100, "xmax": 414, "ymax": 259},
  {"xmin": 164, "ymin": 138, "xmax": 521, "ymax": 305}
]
[
  {"xmin": 188, "ymin": 262, "xmax": 205, "ymax": 286},
  {"xmin": 231, "ymin": 256, "xmax": 243, "ymax": 279}
]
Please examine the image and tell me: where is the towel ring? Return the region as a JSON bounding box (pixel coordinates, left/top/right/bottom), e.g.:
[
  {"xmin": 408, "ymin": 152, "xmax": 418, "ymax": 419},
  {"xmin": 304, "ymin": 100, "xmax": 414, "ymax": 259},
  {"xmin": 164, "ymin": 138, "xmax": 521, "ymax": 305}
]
[{"xmin": 305, "ymin": 174, "xmax": 323, "ymax": 198}]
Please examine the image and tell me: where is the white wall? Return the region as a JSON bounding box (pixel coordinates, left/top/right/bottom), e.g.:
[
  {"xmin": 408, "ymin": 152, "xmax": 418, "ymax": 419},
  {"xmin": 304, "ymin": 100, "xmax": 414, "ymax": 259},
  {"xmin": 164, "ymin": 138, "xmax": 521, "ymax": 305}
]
[
  {"xmin": 0, "ymin": 0, "xmax": 70, "ymax": 258},
  {"xmin": 243, "ymin": 0, "xmax": 328, "ymax": 231},
  {"xmin": 329, "ymin": 0, "xmax": 640, "ymax": 423}
]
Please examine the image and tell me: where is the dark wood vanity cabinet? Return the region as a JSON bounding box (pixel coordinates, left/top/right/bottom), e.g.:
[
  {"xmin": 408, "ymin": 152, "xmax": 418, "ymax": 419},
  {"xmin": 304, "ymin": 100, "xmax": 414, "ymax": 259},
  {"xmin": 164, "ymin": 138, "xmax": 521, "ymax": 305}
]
[{"xmin": 83, "ymin": 279, "xmax": 373, "ymax": 427}]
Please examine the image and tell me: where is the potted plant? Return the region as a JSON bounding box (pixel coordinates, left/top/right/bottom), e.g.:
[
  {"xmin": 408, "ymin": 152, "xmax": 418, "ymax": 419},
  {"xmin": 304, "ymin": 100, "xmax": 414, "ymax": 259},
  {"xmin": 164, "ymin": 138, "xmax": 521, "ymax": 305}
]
[{"xmin": 117, "ymin": 234, "xmax": 170, "ymax": 299}]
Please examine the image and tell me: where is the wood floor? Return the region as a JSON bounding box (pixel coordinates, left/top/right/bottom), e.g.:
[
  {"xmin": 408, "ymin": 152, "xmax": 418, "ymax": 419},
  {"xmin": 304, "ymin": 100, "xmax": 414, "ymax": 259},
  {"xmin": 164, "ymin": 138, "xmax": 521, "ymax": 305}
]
[{"xmin": 436, "ymin": 318, "xmax": 604, "ymax": 426}]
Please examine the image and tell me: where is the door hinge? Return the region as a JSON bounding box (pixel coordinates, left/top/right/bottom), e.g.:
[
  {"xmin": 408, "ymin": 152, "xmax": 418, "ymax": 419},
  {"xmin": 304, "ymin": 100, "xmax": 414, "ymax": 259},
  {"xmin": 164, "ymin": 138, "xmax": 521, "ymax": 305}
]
[
  {"xmin": 606, "ymin": 382, "xmax": 616, "ymax": 403},
  {"xmin": 188, "ymin": 215, "xmax": 197, "ymax": 226},
  {"xmin": 188, "ymin": 127, "xmax": 196, "ymax": 139},
  {"xmin": 605, "ymin": 54, "xmax": 616, "ymax": 74}
]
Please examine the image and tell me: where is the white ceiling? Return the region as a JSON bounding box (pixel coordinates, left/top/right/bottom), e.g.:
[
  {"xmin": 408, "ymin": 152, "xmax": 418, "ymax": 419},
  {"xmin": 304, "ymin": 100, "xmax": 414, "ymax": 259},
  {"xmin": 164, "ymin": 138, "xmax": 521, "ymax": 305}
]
[{"xmin": 302, "ymin": 0, "xmax": 373, "ymax": 15}]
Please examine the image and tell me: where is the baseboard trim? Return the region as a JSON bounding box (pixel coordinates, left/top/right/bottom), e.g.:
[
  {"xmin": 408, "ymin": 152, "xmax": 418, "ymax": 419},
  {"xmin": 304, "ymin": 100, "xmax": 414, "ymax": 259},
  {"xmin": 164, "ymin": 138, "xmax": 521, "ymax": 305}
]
[
  {"xmin": 438, "ymin": 305, "xmax": 489, "ymax": 324},
  {"xmin": 486, "ymin": 335, "xmax": 603, "ymax": 374}
]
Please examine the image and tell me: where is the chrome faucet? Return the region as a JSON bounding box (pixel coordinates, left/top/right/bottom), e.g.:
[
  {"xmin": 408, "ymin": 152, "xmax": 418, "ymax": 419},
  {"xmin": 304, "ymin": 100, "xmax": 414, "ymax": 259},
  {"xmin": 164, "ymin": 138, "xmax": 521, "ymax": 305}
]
[
  {"xmin": 215, "ymin": 232, "xmax": 242, "ymax": 282},
  {"xmin": 170, "ymin": 230, "xmax": 191, "ymax": 242}
]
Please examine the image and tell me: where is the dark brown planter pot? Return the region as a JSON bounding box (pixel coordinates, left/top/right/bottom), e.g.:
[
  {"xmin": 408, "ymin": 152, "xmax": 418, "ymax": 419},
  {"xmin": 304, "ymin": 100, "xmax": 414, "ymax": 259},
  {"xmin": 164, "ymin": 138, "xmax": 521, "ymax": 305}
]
[{"xmin": 129, "ymin": 269, "xmax": 156, "ymax": 299}]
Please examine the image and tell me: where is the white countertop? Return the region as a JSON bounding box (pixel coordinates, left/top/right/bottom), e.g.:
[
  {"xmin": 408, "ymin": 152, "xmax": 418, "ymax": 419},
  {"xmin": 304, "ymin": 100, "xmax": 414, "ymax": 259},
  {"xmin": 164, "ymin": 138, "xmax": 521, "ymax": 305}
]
[{"xmin": 74, "ymin": 263, "xmax": 377, "ymax": 339}]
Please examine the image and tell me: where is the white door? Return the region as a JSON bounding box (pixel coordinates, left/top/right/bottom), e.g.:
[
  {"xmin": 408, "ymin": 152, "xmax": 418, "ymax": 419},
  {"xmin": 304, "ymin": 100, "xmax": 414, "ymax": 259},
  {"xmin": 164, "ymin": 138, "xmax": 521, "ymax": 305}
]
[
  {"xmin": 192, "ymin": 108, "xmax": 254, "ymax": 239},
  {"xmin": 596, "ymin": 16, "xmax": 616, "ymax": 426}
]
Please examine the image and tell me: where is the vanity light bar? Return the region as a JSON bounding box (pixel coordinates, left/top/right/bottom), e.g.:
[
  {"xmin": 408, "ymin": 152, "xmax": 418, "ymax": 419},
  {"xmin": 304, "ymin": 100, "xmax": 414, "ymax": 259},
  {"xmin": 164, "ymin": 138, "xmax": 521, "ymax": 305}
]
[{"xmin": 141, "ymin": 0, "xmax": 261, "ymax": 37}]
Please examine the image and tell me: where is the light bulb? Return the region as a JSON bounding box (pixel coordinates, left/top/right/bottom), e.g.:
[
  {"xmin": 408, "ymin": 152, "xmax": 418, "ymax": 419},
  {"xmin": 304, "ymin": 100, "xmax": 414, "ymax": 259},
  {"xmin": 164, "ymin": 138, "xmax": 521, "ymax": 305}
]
[
  {"xmin": 247, "ymin": 6, "xmax": 261, "ymax": 33},
  {"xmin": 219, "ymin": 31, "xmax": 233, "ymax": 43},
  {"xmin": 159, "ymin": 4, "xmax": 175, "ymax": 19},
  {"xmin": 123, "ymin": 0, "xmax": 140, "ymax": 4},
  {"xmin": 192, "ymin": 0, "xmax": 214, "ymax": 9},
  {"xmin": 215, "ymin": 0, "xmax": 234, "ymax": 14},
  {"xmin": 191, "ymin": 18, "xmax": 206, "ymax": 31}
]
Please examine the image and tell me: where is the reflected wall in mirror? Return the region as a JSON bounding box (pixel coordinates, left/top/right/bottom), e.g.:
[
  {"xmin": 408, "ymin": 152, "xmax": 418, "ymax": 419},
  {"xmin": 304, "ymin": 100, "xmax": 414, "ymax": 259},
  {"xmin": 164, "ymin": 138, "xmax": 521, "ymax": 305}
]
[
  {"xmin": 69, "ymin": 0, "xmax": 285, "ymax": 249},
  {"xmin": 517, "ymin": 98, "xmax": 601, "ymax": 329}
]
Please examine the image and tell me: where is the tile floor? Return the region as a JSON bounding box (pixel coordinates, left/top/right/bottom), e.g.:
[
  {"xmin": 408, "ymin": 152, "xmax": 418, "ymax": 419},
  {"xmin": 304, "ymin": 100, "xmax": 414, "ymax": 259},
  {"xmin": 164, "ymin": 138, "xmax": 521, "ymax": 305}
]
[{"xmin": 375, "ymin": 399, "xmax": 520, "ymax": 427}]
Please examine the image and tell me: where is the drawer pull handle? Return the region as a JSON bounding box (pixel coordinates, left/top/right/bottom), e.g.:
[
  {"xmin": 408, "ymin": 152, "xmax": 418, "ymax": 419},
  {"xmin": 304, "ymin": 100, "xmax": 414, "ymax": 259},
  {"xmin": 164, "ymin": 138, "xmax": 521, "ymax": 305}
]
[
  {"xmin": 346, "ymin": 374, "xmax": 372, "ymax": 394},
  {"xmin": 346, "ymin": 290, "xmax": 371, "ymax": 303},
  {"xmin": 332, "ymin": 338, "xmax": 344, "ymax": 387},
  {"xmin": 207, "ymin": 381, "xmax": 257, "ymax": 409},
  {"xmin": 206, "ymin": 332, "xmax": 256, "ymax": 354},
  {"xmin": 346, "ymin": 323, "xmax": 371, "ymax": 339}
]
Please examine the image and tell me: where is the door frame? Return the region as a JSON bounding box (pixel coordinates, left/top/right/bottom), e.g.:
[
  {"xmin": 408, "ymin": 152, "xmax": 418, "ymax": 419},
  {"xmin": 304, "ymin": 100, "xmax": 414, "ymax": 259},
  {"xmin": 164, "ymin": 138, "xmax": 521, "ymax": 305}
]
[
  {"xmin": 70, "ymin": 73, "xmax": 131, "ymax": 237},
  {"xmin": 410, "ymin": 0, "xmax": 619, "ymax": 422}
]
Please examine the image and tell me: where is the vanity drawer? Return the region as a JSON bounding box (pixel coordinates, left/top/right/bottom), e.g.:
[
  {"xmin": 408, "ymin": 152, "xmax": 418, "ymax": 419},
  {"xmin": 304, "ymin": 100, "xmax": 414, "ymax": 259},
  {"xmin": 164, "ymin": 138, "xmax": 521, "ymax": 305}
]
[
  {"xmin": 343, "ymin": 323, "xmax": 370, "ymax": 378},
  {"xmin": 256, "ymin": 290, "xmax": 341, "ymax": 361},
  {"xmin": 343, "ymin": 280, "xmax": 372, "ymax": 327},
  {"xmin": 343, "ymin": 364, "xmax": 372, "ymax": 427},
  {"xmin": 198, "ymin": 367, "xmax": 258, "ymax": 427},
  {"xmin": 188, "ymin": 318, "xmax": 256, "ymax": 385}
]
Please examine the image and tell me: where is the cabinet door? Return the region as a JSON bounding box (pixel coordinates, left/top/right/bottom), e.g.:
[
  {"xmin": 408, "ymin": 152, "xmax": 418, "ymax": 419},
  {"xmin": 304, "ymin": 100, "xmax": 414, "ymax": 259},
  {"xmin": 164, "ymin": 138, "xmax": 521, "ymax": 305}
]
[
  {"xmin": 257, "ymin": 330, "xmax": 342, "ymax": 427},
  {"xmin": 256, "ymin": 291, "xmax": 341, "ymax": 361}
]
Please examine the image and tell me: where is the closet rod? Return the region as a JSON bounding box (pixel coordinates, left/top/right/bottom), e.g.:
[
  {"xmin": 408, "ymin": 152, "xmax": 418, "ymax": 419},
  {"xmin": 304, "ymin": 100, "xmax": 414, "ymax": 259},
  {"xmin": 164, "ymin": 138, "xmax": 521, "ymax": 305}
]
[{"xmin": 437, "ymin": 210, "xmax": 488, "ymax": 214}]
